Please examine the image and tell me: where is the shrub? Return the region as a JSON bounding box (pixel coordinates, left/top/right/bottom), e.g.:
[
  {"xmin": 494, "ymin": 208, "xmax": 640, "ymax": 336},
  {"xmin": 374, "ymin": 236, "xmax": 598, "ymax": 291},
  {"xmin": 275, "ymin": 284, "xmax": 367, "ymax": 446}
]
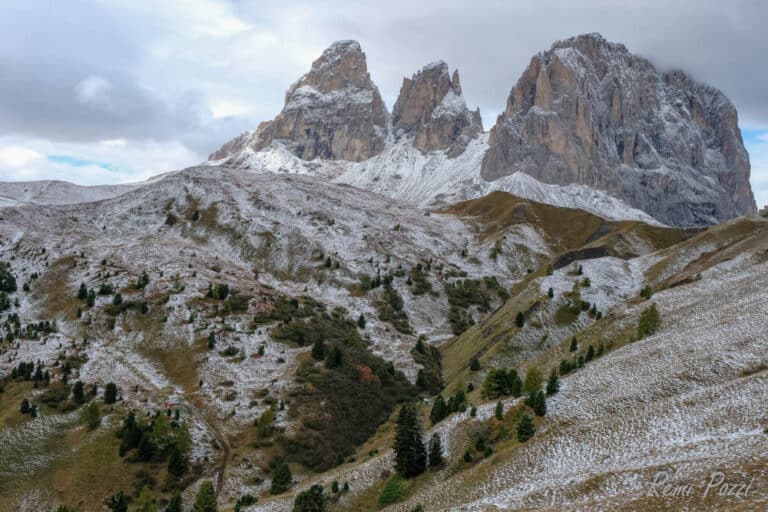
[
  {"xmin": 637, "ymin": 303, "xmax": 661, "ymax": 339},
  {"xmin": 448, "ymin": 306, "xmax": 473, "ymax": 335},
  {"xmin": 376, "ymin": 284, "xmax": 411, "ymax": 334},
  {"xmin": 522, "ymin": 366, "xmax": 543, "ymax": 394},
  {"xmin": 293, "ymin": 485, "xmax": 327, "ymax": 512},
  {"xmin": 482, "ymin": 368, "xmax": 521, "ymax": 399},
  {"xmin": 270, "ymin": 460, "xmax": 292, "ymax": 494},
  {"xmin": 378, "ymin": 475, "xmax": 407, "ymax": 506},
  {"xmin": 281, "ymin": 325, "xmax": 416, "ymax": 471},
  {"xmin": 193, "ymin": 480, "xmax": 217, "ymax": 512},
  {"xmin": 408, "ymin": 265, "xmax": 432, "ymax": 296},
  {"xmin": 0, "ymin": 262, "xmax": 17, "ymax": 292},
  {"xmin": 81, "ymin": 401, "xmax": 101, "ymax": 430},
  {"xmin": 444, "ymin": 279, "xmax": 491, "ymax": 311}
]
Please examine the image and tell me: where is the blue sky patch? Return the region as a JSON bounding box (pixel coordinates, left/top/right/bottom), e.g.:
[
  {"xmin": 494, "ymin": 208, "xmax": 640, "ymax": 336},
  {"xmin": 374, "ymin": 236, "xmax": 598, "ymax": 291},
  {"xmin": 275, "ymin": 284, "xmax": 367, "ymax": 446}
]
[{"xmin": 47, "ymin": 154, "xmax": 117, "ymax": 171}]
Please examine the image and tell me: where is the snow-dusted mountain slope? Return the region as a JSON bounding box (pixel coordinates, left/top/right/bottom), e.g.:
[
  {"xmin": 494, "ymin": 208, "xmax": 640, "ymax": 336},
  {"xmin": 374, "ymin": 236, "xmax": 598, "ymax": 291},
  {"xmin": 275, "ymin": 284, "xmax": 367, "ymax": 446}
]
[
  {"xmin": 0, "ymin": 179, "xmax": 145, "ymax": 207},
  {"xmin": 211, "ymin": 134, "xmax": 662, "ymax": 225},
  {"xmin": 249, "ymin": 216, "xmax": 768, "ymax": 512}
]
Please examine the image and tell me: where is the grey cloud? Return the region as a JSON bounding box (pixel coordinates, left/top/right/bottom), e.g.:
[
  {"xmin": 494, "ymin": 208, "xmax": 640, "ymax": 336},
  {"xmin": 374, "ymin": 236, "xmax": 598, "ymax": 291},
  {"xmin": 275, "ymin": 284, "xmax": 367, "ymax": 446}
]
[
  {"xmin": 277, "ymin": 0, "xmax": 768, "ymax": 129},
  {"xmin": 1, "ymin": 0, "xmax": 766, "ymax": 172}
]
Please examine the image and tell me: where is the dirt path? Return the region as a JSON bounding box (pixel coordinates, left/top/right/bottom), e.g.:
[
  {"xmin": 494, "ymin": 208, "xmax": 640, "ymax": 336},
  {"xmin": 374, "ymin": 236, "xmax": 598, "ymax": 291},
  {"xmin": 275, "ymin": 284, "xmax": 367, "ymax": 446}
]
[{"xmin": 184, "ymin": 399, "xmax": 230, "ymax": 496}]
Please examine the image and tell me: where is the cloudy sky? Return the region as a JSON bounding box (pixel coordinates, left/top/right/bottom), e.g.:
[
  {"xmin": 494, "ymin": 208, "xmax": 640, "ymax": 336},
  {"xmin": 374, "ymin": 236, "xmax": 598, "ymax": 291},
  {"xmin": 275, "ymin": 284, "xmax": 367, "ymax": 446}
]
[{"xmin": 1, "ymin": 0, "xmax": 766, "ymax": 205}]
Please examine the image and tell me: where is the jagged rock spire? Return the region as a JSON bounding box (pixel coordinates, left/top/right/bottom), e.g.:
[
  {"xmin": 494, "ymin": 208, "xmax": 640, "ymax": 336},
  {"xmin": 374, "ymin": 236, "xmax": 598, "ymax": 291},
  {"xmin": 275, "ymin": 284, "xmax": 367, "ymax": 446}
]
[
  {"xmin": 211, "ymin": 40, "xmax": 388, "ymax": 162},
  {"xmin": 392, "ymin": 61, "xmax": 482, "ymax": 157}
]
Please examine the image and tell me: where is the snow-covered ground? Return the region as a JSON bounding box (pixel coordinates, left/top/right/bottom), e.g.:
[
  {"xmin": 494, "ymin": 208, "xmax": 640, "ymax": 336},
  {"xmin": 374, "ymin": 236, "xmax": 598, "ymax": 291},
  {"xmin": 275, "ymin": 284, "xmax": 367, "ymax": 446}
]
[
  {"xmin": 212, "ymin": 135, "xmax": 662, "ymax": 225},
  {"xmin": 2, "ymin": 164, "xmax": 764, "ymax": 511}
]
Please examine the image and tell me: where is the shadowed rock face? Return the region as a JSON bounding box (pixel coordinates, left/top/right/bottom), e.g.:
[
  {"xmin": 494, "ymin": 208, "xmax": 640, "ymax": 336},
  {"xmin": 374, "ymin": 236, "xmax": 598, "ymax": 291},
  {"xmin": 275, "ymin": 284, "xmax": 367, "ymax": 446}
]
[
  {"xmin": 392, "ymin": 62, "xmax": 482, "ymax": 157},
  {"xmin": 481, "ymin": 33, "xmax": 756, "ymax": 226},
  {"xmin": 210, "ymin": 40, "xmax": 388, "ymax": 162}
]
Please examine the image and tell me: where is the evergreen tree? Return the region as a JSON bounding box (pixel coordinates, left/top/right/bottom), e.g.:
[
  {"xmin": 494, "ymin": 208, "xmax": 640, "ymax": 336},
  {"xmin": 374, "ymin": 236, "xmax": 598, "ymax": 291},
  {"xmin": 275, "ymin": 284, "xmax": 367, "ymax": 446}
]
[
  {"xmin": 586, "ymin": 345, "xmax": 595, "ymax": 362},
  {"xmin": 292, "ymin": 484, "xmax": 327, "ymax": 512},
  {"xmin": 310, "ymin": 339, "xmax": 326, "ymax": 361},
  {"xmin": 469, "ymin": 357, "xmax": 481, "ymax": 371},
  {"xmin": 175, "ymin": 422, "xmax": 193, "ymax": 456},
  {"xmin": 165, "ymin": 493, "xmax": 182, "ymax": 512},
  {"xmin": 394, "ymin": 402, "xmax": 427, "ymax": 478},
  {"xmin": 150, "ymin": 413, "xmax": 172, "ymax": 454},
  {"xmin": 522, "ymin": 366, "xmax": 542, "ymax": 394},
  {"xmin": 167, "ymin": 446, "xmax": 188, "ymax": 479},
  {"xmin": 105, "ymin": 491, "xmax": 128, "ymax": 512},
  {"xmin": 207, "ymin": 332, "xmax": 216, "ymax": 349},
  {"xmin": 532, "ymin": 391, "xmax": 547, "ymax": 416},
  {"xmin": 429, "ymin": 395, "xmax": 448, "ymax": 425},
  {"xmin": 193, "ymin": 480, "xmax": 217, "ymax": 512},
  {"xmin": 113, "ymin": 292, "xmax": 123, "ymax": 305},
  {"xmin": 270, "ymin": 459, "xmax": 293, "ymax": 494},
  {"xmin": 119, "ymin": 411, "xmax": 143, "ymax": 454},
  {"xmin": 72, "ymin": 380, "xmax": 86, "ymax": 404},
  {"xmin": 87, "ymin": 289, "xmax": 96, "ymax": 307},
  {"xmin": 517, "ymin": 413, "xmax": 536, "ymax": 442},
  {"xmin": 546, "ymin": 368, "xmax": 560, "ymax": 395},
  {"xmin": 20, "ymin": 398, "xmax": 30, "ymax": 414},
  {"xmin": 446, "ymin": 388, "xmax": 466, "ymax": 413},
  {"xmin": 357, "ymin": 314, "xmax": 366, "ymax": 329},
  {"xmin": 324, "ymin": 345, "xmax": 343, "ymax": 368},
  {"xmin": 136, "ymin": 432, "xmax": 154, "ymax": 461},
  {"xmin": 415, "ymin": 370, "xmax": 426, "ymax": 389},
  {"xmin": 569, "ymin": 337, "xmax": 578, "ymax": 352},
  {"xmin": 104, "ymin": 382, "xmax": 118, "ymax": 404},
  {"xmin": 77, "ymin": 282, "xmax": 88, "ymax": 300},
  {"xmin": 515, "ymin": 311, "xmax": 525, "ymax": 327},
  {"xmin": 495, "ymin": 401, "xmax": 504, "ymax": 420},
  {"xmin": 428, "ymin": 432, "xmax": 443, "ymax": 467},
  {"xmin": 547, "ymin": 287, "xmax": 554, "ymax": 299}
]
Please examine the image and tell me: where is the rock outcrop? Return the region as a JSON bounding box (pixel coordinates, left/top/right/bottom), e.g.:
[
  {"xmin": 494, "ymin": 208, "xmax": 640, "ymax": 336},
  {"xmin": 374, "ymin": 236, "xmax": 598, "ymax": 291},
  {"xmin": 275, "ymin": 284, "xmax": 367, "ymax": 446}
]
[
  {"xmin": 481, "ymin": 33, "xmax": 756, "ymax": 226},
  {"xmin": 392, "ymin": 61, "xmax": 482, "ymax": 157},
  {"xmin": 211, "ymin": 40, "xmax": 388, "ymax": 162}
]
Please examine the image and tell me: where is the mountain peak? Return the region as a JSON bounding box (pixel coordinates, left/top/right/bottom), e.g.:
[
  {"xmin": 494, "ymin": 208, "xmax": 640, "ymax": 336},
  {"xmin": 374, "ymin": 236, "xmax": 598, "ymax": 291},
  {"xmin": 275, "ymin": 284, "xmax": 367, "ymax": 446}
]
[
  {"xmin": 296, "ymin": 39, "xmax": 373, "ymax": 94},
  {"xmin": 392, "ymin": 61, "xmax": 482, "ymax": 157},
  {"xmin": 482, "ymin": 34, "xmax": 755, "ymax": 226},
  {"xmin": 210, "ymin": 40, "xmax": 388, "ymax": 162}
]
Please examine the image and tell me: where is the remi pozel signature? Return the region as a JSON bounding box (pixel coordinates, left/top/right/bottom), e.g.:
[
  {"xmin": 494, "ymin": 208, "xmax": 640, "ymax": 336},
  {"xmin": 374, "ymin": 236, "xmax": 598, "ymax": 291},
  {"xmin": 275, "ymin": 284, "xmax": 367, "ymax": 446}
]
[{"xmin": 647, "ymin": 470, "xmax": 756, "ymax": 499}]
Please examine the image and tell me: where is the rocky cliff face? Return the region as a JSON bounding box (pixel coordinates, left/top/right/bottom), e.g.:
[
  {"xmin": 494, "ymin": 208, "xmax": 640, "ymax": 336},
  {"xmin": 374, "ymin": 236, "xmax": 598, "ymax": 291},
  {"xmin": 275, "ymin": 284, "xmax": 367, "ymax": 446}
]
[
  {"xmin": 211, "ymin": 40, "xmax": 388, "ymax": 162},
  {"xmin": 392, "ymin": 61, "xmax": 482, "ymax": 157},
  {"xmin": 481, "ymin": 33, "xmax": 756, "ymax": 226}
]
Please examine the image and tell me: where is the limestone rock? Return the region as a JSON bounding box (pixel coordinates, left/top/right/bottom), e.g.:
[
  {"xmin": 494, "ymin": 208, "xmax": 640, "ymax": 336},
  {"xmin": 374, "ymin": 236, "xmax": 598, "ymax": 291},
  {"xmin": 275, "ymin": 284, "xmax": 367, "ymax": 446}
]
[
  {"xmin": 392, "ymin": 61, "xmax": 482, "ymax": 157},
  {"xmin": 482, "ymin": 33, "xmax": 756, "ymax": 226},
  {"xmin": 211, "ymin": 40, "xmax": 388, "ymax": 163}
]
